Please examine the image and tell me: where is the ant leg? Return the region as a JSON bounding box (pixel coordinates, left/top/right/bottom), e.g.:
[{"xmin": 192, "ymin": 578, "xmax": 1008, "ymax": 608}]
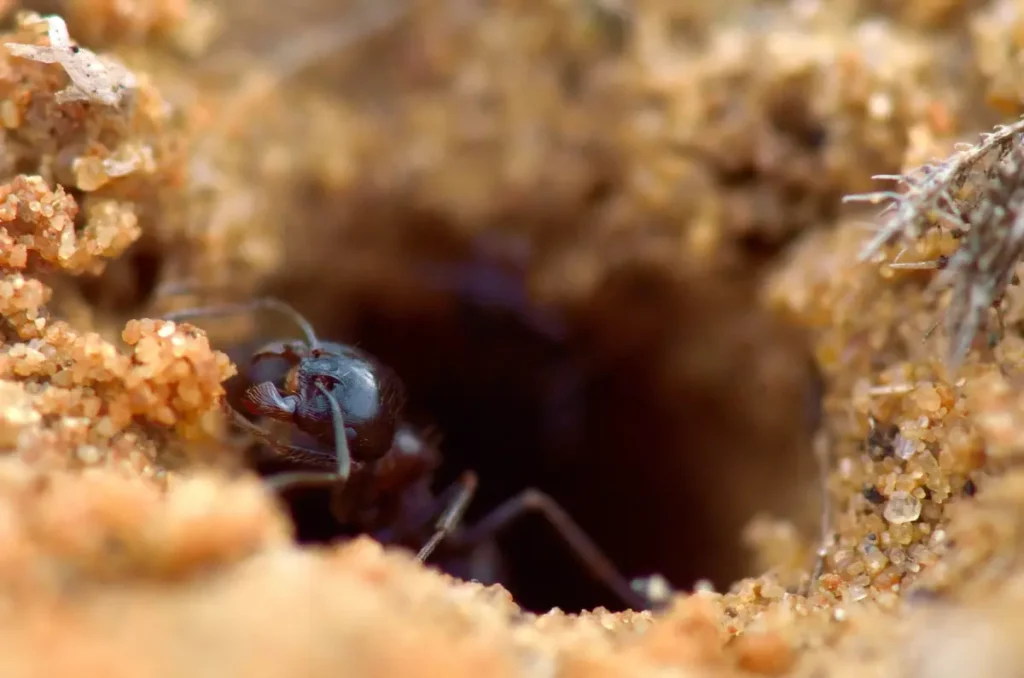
[
  {"xmin": 370, "ymin": 472, "xmax": 475, "ymax": 549},
  {"xmin": 456, "ymin": 489, "xmax": 652, "ymax": 611},
  {"xmin": 265, "ymin": 469, "xmax": 349, "ymax": 493},
  {"xmin": 162, "ymin": 297, "xmax": 320, "ymax": 348},
  {"xmin": 416, "ymin": 471, "xmax": 478, "ymax": 562}
]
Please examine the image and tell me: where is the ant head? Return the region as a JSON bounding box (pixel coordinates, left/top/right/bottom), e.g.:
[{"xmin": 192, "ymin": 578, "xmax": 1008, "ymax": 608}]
[
  {"xmin": 163, "ymin": 298, "xmax": 406, "ymax": 462},
  {"xmin": 288, "ymin": 343, "xmax": 407, "ymax": 461}
]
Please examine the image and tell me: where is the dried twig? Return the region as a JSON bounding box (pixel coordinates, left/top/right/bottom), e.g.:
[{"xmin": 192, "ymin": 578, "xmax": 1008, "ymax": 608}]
[
  {"xmin": 847, "ymin": 118, "xmax": 1024, "ymax": 262},
  {"xmin": 938, "ymin": 146, "xmax": 1024, "ymax": 366},
  {"xmin": 847, "ymin": 118, "xmax": 1024, "ymax": 367}
]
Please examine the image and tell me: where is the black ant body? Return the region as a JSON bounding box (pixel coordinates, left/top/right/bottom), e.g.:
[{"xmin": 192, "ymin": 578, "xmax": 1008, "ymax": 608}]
[{"xmin": 163, "ymin": 297, "xmax": 652, "ymax": 611}]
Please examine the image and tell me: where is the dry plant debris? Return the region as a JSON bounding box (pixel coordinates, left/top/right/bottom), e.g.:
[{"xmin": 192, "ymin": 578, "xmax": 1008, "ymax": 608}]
[
  {"xmin": 846, "ymin": 117, "xmax": 1024, "ymax": 367},
  {"xmin": 5, "ymin": 14, "xmax": 136, "ymax": 107}
]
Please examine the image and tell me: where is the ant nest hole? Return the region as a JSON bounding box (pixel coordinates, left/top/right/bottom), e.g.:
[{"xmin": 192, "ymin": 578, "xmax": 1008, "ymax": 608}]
[
  {"xmin": 36, "ymin": 125, "xmax": 826, "ymax": 612},
  {"xmin": 220, "ymin": 208, "xmax": 824, "ymax": 614}
]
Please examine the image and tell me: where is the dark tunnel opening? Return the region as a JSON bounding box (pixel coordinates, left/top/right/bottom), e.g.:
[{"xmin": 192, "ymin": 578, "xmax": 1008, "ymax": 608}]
[
  {"xmin": 253, "ymin": 231, "xmax": 823, "ymax": 614},
  {"xmin": 86, "ymin": 196, "xmax": 829, "ymax": 614}
]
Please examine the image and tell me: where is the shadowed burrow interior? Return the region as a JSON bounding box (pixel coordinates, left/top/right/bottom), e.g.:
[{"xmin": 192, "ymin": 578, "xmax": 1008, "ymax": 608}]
[{"xmin": 252, "ymin": 201, "xmax": 823, "ymax": 613}]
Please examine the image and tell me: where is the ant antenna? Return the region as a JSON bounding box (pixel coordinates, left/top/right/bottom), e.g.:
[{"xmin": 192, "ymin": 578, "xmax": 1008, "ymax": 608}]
[
  {"xmin": 162, "ymin": 297, "xmax": 321, "ymax": 349},
  {"xmin": 316, "ymin": 382, "xmax": 351, "ymax": 481}
]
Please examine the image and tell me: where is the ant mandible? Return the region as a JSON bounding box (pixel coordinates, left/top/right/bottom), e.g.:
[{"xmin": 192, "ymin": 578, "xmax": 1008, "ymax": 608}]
[{"xmin": 163, "ymin": 297, "xmax": 652, "ymax": 611}]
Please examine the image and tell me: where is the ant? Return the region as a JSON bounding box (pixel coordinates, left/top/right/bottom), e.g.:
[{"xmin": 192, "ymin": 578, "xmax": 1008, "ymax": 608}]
[{"xmin": 163, "ymin": 296, "xmax": 653, "ymax": 611}]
